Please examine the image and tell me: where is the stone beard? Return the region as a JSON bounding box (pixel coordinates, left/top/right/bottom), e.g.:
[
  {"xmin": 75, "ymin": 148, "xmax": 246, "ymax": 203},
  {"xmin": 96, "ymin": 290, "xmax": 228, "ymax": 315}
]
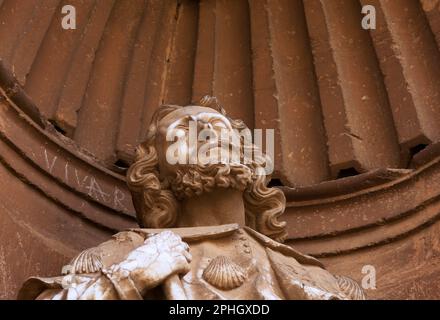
[
  {"xmin": 18, "ymin": 97, "xmax": 366, "ymax": 300},
  {"xmin": 126, "ymin": 99, "xmax": 287, "ymax": 243}
]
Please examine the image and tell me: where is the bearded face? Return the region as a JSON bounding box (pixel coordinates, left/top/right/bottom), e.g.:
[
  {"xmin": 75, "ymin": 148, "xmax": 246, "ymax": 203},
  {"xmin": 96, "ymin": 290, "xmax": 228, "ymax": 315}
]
[
  {"xmin": 154, "ymin": 106, "xmax": 254, "ymax": 200},
  {"xmin": 127, "ymin": 101, "xmax": 287, "ymax": 242}
]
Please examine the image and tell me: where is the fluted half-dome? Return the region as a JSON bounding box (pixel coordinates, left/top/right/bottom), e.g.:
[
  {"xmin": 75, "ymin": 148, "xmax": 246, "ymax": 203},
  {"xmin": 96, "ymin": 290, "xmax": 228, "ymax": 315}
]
[
  {"xmin": 2, "ymin": 0, "xmax": 440, "ymax": 299},
  {"xmin": 1, "ymin": 0, "xmax": 440, "ymax": 186}
]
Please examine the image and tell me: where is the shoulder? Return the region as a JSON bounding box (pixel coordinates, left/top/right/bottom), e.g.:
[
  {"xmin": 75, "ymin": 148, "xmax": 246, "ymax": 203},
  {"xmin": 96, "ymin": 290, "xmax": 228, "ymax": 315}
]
[{"xmin": 243, "ymin": 226, "xmax": 324, "ymax": 268}]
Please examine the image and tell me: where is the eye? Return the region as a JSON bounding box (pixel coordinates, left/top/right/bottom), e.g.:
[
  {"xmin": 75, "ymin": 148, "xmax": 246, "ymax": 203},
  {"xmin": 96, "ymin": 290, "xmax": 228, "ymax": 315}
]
[
  {"xmin": 173, "ymin": 116, "xmax": 192, "ymax": 130},
  {"xmin": 175, "ymin": 124, "xmax": 188, "ymax": 130},
  {"xmin": 211, "ymin": 120, "xmax": 227, "ymax": 129},
  {"xmin": 205, "ymin": 115, "xmax": 229, "ymax": 129}
]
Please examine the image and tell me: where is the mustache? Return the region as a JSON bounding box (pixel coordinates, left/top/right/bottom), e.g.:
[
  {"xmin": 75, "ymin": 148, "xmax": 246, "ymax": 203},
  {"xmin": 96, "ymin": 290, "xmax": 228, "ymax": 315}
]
[
  {"xmin": 168, "ymin": 162, "xmax": 254, "ymax": 200},
  {"xmin": 185, "ymin": 138, "xmax": 244, "ymax": 162}
]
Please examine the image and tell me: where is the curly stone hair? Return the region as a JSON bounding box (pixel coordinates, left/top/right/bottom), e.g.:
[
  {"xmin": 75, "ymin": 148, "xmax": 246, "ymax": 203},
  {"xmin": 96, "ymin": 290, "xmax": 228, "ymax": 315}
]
[{"xmin": 126, "ymin": 97, "xmax": 287, "ymax": 242}]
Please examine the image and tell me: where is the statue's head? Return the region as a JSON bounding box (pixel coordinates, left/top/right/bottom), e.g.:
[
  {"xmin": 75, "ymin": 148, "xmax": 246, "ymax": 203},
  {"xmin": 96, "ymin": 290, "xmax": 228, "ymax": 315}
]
[{"xmin": 127, "ymin": 96, "xmax": 287, "ymax": 242}]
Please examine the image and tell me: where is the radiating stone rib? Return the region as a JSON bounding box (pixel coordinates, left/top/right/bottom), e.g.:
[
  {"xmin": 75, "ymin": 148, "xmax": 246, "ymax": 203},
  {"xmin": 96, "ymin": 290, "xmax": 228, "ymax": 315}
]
[
  {"xmin": 192, "ymin": 0, "xmax": 216, "ymax": 102},
  {"xmin": 248, "ymin": 0, "xmax": 283, "ymax": 180},
  {"xmin": 422, "ymin": 0, "xmax": 440, "ymax": 50},
  {"xmin": 140, "ymin": 0, "xmax": 179, "ymax": 140},
  {"xmin": 74, "ymin": 0, "xmax": 146, "ymax": 164},
  {"xmin": 54, "ymin": 0, "xmax": 115, "ymax": 136},
  {"xmin": 267, "ymin": 0, "xmax": 330, "ymax": 186},
  {"xmin": 115, "ymin": 0, "xmax": 165, "ymax": 164},
  {"xmin": 0, "ymin": 0, "xmax": 38, "ymax": 66},
  {"xmin": 365, "ymin": 0, "xmax": 440, "ymax": 158},
  {"xmin": 10, "ymin": 0, "xmax": 60, "ymax": 86},
  {"xmin": 249, "ymin": 0, "xmax": 330, "ymax": 186},
  {"xmin": 162, "ymin": 0, "xmax": 198, "ymax": 106},
  {"xmin": 213, "ymin": 0, "xmax": 254, "ymax": 129},
  {"xmin": 23, "ymin": 0, "xmax": 96, "ymax": 119},
  {"xmin": 304, "ymin": 0, "xmax": 400, "ymax": 178}
]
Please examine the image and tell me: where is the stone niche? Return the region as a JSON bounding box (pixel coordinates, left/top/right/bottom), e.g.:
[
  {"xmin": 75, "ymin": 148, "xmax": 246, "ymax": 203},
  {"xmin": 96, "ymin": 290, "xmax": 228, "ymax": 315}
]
[{"xmin": 1, "ymin": 0, "xmax": 440, "ymax": 299}]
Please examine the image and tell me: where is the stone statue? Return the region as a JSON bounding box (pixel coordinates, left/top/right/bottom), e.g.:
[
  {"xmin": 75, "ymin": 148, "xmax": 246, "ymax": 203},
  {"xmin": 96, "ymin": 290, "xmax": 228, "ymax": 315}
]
[{"xmin": 18, "ymin": 96, "xmax": 365, "ymax": 300}]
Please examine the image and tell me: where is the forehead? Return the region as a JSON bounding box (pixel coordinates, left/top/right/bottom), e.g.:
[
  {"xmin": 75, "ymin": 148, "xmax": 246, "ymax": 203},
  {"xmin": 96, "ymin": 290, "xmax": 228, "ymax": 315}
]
[{"xmin": 159, "ymin": 106, "xmax": 225, "ymax": 127}]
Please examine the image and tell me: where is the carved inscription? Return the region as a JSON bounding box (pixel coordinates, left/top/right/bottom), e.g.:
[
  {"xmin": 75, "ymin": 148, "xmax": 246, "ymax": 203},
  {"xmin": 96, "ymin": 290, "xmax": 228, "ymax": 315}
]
[{"xmin": 41, "ymin": 148, "xmax": 129, "ymax": 211}]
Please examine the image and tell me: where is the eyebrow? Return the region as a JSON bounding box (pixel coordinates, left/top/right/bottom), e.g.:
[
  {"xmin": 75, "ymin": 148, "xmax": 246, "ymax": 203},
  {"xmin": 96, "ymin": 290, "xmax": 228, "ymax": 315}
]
[
  {"xmin": 194, "ymin": 112, "xmax": 232, "ymax": 127},
  {"xmin": 167, "ymin": 112, "xmax": 231, "ymax": 129}
]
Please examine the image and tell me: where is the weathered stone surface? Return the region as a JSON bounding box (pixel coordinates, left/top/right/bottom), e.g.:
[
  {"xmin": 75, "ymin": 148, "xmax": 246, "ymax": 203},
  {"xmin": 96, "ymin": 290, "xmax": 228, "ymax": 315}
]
[{"xmin": 1, "ymin": 0, "xmax": 440, "ymax": 299}]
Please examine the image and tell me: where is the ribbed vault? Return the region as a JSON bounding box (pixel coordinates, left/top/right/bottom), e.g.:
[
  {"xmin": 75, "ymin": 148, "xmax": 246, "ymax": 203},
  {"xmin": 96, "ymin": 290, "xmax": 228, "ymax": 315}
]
[
  {"xmin": 2, "ymin": 0, "xmax": 440, "ymax": 299},
  {"xmin": 2, "ymin": 0, "xmax": 440, "ymax": 187}
]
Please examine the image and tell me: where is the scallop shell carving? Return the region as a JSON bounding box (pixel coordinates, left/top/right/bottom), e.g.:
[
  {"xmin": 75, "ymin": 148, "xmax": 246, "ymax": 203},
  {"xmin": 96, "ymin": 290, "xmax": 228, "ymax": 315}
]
[
  {"xmin": 202, "ymin": 255, "xmax": 246, "ymax": 290},
  {"xmin": 65, "ymin": 247, "xmax": 103, "ymax": 274},
  {"xmin": 335, "ymin": 275, "xmax": 366, "ymax": 300}
]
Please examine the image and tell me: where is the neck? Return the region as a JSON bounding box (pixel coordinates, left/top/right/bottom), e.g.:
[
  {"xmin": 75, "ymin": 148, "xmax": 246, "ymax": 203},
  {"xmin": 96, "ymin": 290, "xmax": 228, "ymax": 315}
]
[{"xmin": 177, "ymin": 188, "xmax": 246, "ymax": 228}]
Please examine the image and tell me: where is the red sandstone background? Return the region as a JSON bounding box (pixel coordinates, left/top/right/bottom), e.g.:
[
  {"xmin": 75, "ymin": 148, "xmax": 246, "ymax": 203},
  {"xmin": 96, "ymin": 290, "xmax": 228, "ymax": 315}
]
[{"xmin": 1, "ymin": 0, "xmax": 440, "ymax": 299}]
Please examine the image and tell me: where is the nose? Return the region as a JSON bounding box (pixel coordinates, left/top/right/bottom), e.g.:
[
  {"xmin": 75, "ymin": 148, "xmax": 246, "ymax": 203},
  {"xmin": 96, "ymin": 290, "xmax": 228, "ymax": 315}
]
[{"xmin": 194, "ymin": 118, "xmax": 212, "ymax": 131}]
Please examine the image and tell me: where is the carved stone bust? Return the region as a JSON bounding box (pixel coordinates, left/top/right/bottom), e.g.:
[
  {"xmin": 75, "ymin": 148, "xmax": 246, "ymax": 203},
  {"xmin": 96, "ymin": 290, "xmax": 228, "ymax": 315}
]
[{"xmin": 18, "ymin": 97, "xmax": 365, "ymax": 300}]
